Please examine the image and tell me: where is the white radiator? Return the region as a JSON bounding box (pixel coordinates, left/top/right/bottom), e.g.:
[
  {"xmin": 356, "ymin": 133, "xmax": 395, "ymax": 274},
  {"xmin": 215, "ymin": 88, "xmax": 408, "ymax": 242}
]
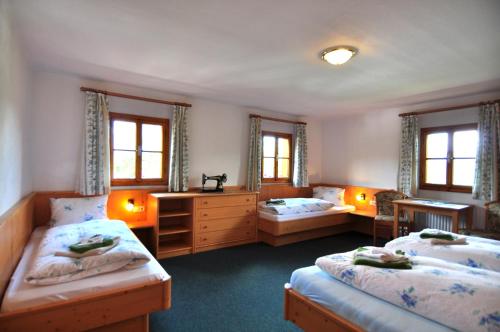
[{"xmin": 414, "ymin": 212, "xmax": 467, "ymax": 232}]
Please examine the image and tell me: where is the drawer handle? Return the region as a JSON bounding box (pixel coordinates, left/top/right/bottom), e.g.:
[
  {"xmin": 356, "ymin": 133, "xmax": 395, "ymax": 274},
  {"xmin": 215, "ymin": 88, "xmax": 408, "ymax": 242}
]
[
  {"xmin": 203, "ymin": 201, "xmax": 208, "ymax": 205},
  {"xmin": 202, "ymin": 238, "xmax": 207, "ymax": 241},
  {"xmin": 246, "ymin": 198, "xmax": 250, "ymax": 202},
  {"xmin": 202, "ymin": 226, "xmax": 208, "ymax": 229},
  {"xmin": 203, "ymin": 213, "xmax": 208, "ymax": 216},
  {"xmin": 246, "ymin": 220, "xmax": 251, "ymax": 224},
  {"xmin": 246, "ymin": 210, "xmax": 250, "ymax": 213}
]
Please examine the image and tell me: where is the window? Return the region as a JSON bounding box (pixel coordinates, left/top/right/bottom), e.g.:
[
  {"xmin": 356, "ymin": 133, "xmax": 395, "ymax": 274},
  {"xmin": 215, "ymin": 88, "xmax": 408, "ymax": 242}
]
[
  {"xmin": 110, "ymin": 112, "xmax": 169, "ymax": 186},
  {"xmin": 261, "ymin": 131, "xmax": 292, "ymax": 183},
  {"xmin": 420, "ymin": 123, "xmax": 478, "ymax": 193}
]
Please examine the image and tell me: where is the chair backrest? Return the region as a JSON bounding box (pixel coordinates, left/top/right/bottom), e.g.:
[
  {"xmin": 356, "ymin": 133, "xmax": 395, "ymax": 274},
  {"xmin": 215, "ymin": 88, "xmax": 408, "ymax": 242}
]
[
  {"xmin": 485, "ymin": 201, "xmax": 500, "ymax": 233},
  {"xmin": 375, "ymin": 190, "xmax": 408, "ymax": 216}
]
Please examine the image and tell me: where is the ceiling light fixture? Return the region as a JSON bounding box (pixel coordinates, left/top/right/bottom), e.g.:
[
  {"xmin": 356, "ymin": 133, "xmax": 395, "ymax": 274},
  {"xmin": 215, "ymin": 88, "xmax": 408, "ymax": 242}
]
[{"xmin": 320, "ymin": 46, "xmax": 358, "ymax": 65}]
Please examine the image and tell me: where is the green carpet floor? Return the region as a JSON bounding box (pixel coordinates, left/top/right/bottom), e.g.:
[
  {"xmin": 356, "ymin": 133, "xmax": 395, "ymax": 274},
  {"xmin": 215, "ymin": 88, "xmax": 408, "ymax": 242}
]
[{"xmin": 150, "ymin": 232, "xmax": 371, "ymax": 332}]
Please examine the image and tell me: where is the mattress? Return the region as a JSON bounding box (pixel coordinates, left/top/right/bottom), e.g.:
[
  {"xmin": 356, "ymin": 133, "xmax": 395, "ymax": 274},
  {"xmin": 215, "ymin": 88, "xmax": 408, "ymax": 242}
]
[
  {"xmin": 259, "ymin": 204, "xmax": 355, "ymax": 222},
  {"xmin": 289, "ymin": 266, "xmax": 453, "ymax": 332},
  {"xmin": 1, "ymin": 226, "xmax": 170, "ymax": 312}
]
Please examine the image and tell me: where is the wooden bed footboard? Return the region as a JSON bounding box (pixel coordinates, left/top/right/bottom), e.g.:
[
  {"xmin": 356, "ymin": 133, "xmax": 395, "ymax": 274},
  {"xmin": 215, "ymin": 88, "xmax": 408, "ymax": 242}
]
[
  {"xmin": 284, "ymin": 287, "xmax": 363, "ymax": 332},
  {"xmin": 0, "ymin": 278, "xmax": 171, "ymax": 332}
]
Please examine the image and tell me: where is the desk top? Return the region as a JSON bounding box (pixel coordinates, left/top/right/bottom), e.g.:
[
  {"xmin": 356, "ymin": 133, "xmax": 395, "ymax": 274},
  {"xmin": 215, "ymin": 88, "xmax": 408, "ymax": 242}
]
[
  {"xmin": 392, "ymin": 199, "xmax": 471, "ymax": 211},
  {"xmin": 150, "ymin": 190, "xmax": 258, "ymax": 199}
]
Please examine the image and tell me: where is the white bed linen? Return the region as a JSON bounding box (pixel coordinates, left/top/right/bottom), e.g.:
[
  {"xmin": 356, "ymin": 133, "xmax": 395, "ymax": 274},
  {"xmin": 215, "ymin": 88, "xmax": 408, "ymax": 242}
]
[
  {"xmin": 1, "ymin": 226, "xmax": 170, "ymax": 312},
  {"xmin": 290, "ymin": 266, "xmax": 453, "ymax": 332},
  {"xmin": 259, "ymin": 204, "xmax": 355, "ymax": 222}
]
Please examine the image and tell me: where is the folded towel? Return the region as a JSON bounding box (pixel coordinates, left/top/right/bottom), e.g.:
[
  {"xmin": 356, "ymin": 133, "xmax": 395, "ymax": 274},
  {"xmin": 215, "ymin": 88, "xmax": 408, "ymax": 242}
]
[
  {"xmin": 420, "ymin": 231, "xmax": 455, "ymax": 241},
  {"xmin": 353, "ymin": 258, "xmax": 412, "ymax": 269},
  {"xmin": 429, "ymin": 237, "xmax": 467, "ymax": 245},
  {"xmin": 354, "ymin": 247, "xmax": 412, "ymax": 269},
  {"xmin": 69, "ymin": 234, "xmax": 116, "ymax": 253},
  {"xmin": 55, "ymin": 236, "xmax": 120, "ymax": 258},
  {"xmin": 266, "ymin": 199, "xmax": 286, "ymax": 206}
]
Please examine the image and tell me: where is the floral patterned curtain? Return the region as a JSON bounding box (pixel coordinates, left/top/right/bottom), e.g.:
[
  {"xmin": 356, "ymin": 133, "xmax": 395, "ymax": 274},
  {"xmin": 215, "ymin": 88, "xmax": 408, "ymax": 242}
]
[
  {"xmin": 168, "ymin": 105, "xmax": 189, "ymax": 192},
  {"xmin": 246, "ymin": 117, "xmax": 262, "ymax": 192},
  {"xmin": 473, "ymin": 102, "xmax": 500, "ymax": 201},
  {"xmin": 78, "ymin": 92, "xmax": 110, "ymax": 195},
  {"xmin": 398, "ymin": 115, "xmax": 419, "ymax": 197},
  {"xmin": 293, "ymin": 123, "xmax": 308, "ymax": 187}
]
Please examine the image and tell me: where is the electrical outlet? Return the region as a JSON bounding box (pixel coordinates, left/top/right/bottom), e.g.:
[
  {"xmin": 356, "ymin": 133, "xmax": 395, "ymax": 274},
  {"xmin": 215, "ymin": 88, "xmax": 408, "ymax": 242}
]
[
  {"xmin": 136, "ymin": 205, "xmax": 145, "ymax": 212},
  {"xmin": 369, "ymin": 199, "xmax": 376, "ymax": 206}
]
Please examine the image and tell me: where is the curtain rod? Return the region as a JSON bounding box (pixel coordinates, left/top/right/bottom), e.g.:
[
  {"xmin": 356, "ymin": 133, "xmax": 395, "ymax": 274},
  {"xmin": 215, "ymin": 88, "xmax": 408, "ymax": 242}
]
[
  {"xmin": 398, "ymin": 99, "xmax": 500, "ymax": 117},
  {"xmin": 249, "ymin": 114, "xmax": 306, "ymax": 125},
  {"xmin": 80, "ymin": 87, "xmax": 192, "ymax": 108}
]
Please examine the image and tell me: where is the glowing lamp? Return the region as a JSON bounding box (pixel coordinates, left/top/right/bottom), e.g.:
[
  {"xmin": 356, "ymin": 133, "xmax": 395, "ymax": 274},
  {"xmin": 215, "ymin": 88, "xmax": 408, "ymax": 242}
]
[
  {"xmin": 125, "ymin": 199, "xmax": 135, "ymax": 212},
  {"xmin": 356, "ymin": 193, "xmax": 366, "ymax": 202},
  {"xmin": 320, "ymin": 46, "xmax": 358, "ymax": 65}
]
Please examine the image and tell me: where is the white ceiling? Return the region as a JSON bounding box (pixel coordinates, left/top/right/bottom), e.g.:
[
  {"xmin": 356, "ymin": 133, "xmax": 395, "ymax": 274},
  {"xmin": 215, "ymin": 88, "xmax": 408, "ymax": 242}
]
[{"xmin": 9, "ymin": 0, "xmax": 500, "ymax": 117}]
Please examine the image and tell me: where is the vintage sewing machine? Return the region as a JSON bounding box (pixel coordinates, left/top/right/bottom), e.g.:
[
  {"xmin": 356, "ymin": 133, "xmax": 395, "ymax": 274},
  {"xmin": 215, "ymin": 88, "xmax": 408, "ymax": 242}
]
[{"xmin": 202, "ymin": 173, "xmax": 227, "ymax": 192}]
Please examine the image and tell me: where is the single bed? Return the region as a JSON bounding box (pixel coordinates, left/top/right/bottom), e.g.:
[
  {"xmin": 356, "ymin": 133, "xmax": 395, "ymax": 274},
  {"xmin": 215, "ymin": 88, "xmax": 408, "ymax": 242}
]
[
  {"xmin": 285, "ymin": 266, "xmax": 453, "ymax": 332},
  {"xmin": 0, "ymin": 193, "xmax": 171, "ymax": 332},
  {"xmin": 258, "ymin": 198, "xmax": 355, "ymax": 246}
]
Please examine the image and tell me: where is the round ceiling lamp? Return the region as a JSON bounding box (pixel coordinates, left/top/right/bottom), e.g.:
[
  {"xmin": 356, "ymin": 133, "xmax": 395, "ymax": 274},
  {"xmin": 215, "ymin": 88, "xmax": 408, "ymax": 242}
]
[{"xmin": 320, "ymin": 46, "xmax": 358, "ymax": 65}]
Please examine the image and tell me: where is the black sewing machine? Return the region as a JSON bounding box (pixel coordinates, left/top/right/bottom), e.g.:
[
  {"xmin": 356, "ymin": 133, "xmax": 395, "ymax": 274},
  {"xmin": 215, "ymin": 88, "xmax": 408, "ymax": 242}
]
[{"xmin": 202, "ymin": 173, "xmax": 227, "ymax": 192}]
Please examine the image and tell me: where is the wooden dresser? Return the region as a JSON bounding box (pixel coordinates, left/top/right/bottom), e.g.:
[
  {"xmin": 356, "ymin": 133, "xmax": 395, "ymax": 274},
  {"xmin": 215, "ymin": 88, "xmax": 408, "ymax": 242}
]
[{"xmin": 148, "ymin": 191, "xmax": 258, "ymax": 259}]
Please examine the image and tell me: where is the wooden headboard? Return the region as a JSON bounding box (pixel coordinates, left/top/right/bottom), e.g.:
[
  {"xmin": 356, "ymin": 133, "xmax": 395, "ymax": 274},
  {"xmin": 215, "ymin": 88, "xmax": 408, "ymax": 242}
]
[{"xmin": 0, "ymin": 193, "xmax": 35, "ymax": 299}]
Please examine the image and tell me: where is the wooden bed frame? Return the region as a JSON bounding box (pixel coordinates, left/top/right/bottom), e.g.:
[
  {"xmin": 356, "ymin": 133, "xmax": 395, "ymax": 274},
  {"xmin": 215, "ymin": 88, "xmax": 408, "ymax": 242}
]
[
  {"xmin": 284, "ymin": 287, "xmax": 362, "ymax": 332},
  {"xmin": 0, "ymin": 193, "xmax": 171, "ymax": 332}
]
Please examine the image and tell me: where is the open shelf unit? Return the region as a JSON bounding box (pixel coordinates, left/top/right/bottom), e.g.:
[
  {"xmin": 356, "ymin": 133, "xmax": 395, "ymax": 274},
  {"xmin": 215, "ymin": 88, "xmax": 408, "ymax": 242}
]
[{"xmin": 148, "ymin": 195, "xmax": 194, "ymax": 259}]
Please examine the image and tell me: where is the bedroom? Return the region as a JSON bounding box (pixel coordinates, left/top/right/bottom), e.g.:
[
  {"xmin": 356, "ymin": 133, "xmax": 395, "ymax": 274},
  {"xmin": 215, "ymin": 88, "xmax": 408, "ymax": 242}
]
[{"xmin": 0, "ymin": 0, "xmax": 499, "ymax": 331}]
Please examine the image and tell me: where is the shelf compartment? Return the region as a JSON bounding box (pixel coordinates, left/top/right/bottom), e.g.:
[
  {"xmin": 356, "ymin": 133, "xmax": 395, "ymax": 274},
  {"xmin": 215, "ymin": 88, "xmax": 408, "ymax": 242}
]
[
  {"xmin": 157, "ymin": 239, "xmax": 192, "ymax": 259},
  {"xmin": 159, "ymin": 210, "xmax": 192, "ymax": 218},
  {"xmin": 159, "ymin": 225, "xmax": 191, "ymax": 236}
]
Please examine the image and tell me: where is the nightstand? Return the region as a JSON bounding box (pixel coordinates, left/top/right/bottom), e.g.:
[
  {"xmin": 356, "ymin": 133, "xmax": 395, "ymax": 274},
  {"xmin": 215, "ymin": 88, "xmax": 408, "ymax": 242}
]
[{"xmin": 126, "ymin": 219, "xmax": 156, "ymax": 255}]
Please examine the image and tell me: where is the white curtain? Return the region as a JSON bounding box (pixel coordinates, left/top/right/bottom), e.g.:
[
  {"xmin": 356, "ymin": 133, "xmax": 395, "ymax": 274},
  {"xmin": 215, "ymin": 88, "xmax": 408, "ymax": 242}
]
[
  {"xmin": 246, "ymin": 117, "xmax": 262, "ymax": 192},
  {"xmin": 77, "ymin": 92, "xmax": 110, "ymax": 195},
  {"xmin": 473, "ymin": 102, "xmax": 500, "ymax": 201},
  {"xmin": 398, "ymin": 115, "xmax": 419, "ymax": 196},
  {"xmin": 293, "ymin": 123, "xmax": 308, "ymax": 187},
  {"xmin": 168, "ymin": 105, "xmax": 189, "ymax": 192}
]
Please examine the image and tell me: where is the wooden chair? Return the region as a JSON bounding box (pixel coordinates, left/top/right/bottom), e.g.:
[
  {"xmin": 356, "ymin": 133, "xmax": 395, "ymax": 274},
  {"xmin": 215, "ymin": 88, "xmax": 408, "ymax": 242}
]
[
  {"xmin": 462, "ymin": 201, "xmax": 500, "ymax": 240},
  {"xmin": 373, "ymin": 190, "xmax": 408, "ymax": 245}
]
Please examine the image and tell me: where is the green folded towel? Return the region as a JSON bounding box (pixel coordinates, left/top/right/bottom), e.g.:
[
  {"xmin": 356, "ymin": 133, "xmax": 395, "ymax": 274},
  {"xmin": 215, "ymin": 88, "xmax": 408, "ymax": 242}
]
[
  {"xmin": 266, "ymin": 199, "xmax": 286, "ymax": 206},
  {"xmin": 420, "ymin": 232, "xmax": 455, "ymax": 241},
  {"xmin": 354, "ymin": 257, "xmax": 412, "ymax": 269},
  {"xmin": 69, "ymin": 236, "xmax": 114, "ymax": 254}
]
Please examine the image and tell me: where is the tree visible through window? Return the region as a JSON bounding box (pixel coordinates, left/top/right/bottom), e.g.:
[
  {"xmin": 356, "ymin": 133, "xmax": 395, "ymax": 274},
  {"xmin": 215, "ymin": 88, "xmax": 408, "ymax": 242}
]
[
  {"xmin": 420, "ymin": 123, "xmax": 478, "ymax": 193},
  {"xmin": 110, "ymin": 112, "xmax": 169, "ymax": 186},
  {"xmin": 262, "ymin": 131, "xmax": 292, "ymax": 183}
]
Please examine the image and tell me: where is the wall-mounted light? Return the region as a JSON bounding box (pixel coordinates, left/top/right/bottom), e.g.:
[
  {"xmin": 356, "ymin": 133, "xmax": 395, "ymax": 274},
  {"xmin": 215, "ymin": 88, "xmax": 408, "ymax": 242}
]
[
  {"xmin": 356, "ymin": 193, "xmax": 366, "ymax": 202},
  {"xmin": 125, "ymin": 199, "xmax": 135, "ymax": 212}
]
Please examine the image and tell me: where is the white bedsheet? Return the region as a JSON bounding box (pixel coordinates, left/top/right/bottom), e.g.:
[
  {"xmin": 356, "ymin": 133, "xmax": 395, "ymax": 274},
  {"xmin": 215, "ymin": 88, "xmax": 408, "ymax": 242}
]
[
  {"xmin": 259, "ymin": 204, "xmax": 355, "ymax": 222},
  {"xmin": 1, "ymin": 226, "xmax": 170, "ymax": 312}
]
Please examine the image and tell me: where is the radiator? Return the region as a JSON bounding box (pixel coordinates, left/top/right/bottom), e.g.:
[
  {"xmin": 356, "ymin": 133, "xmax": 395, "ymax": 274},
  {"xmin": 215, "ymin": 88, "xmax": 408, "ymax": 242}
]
[{"xmin": 413, "ymin": 212, "xmax": 467, "ymax": 232}]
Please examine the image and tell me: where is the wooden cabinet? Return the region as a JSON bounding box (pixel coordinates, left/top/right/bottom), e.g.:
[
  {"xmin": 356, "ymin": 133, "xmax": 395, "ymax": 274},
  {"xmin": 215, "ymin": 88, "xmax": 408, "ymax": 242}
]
[{"xmin": 148, "ymin": 191, "xmax": 257, "ymax": 259}]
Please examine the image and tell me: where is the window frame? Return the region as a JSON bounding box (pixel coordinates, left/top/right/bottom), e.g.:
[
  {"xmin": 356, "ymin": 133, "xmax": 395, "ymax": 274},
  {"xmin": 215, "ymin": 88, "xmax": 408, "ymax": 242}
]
[
  {"xmin": 109, "ymin": 112, "xmax": 169, "ymax": 186},
  {"xmin": 419, "ymin": 123, "xmax": 477, "ymax": 193},
  {"xmin": 261, "ymin": 131, "xmax": 293, "ymax": 184}
]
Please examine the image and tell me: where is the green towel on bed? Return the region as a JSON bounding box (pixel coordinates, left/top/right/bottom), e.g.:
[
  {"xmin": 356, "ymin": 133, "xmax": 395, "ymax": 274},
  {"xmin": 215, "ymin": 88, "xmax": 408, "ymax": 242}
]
[
  {"xmin": 69, "ymin": 235, "xmax": 115, "ymax": 254},
  {"xmin": 420, "ymin": 231, "xmax": 455, "ymax": 241},
  {"xmin": 266, "ymin": 199, "xmax": 286, "ymax": 206},
  {"xmin": 353, "ymin": 257, "xmax": 412, "ymax": 269}
]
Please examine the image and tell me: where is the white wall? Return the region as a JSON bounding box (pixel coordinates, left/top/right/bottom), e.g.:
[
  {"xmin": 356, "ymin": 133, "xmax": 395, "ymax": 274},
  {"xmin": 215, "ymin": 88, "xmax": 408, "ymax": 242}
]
[
  {"xmin": 30, "ymin": 70, "xmax": 308, "ymax": 190},
  {"xmin": 321, "ymin": 94, "xmax": 500, "ymax": 229},
  {"xmin": 0, "ymin": 1, "xmax": 33, "ymax": 215}
]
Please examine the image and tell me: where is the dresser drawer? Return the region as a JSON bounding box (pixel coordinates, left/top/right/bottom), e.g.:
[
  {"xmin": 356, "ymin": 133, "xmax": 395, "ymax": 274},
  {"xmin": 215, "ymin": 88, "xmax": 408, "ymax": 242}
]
[
  {"xmin": 197, "ymin": 205, "xmax": 256, "ymax": 220},
  {"xmin": 195, "ymin": 227, "xmax": 255, "ymax": 247},
  {"xmin": 198, "ymin": 216, "xmax": 256, "ymax": 233},
  {"xmin": 197, "ymin": 195, "xmax": 256, "ymax": 208}
]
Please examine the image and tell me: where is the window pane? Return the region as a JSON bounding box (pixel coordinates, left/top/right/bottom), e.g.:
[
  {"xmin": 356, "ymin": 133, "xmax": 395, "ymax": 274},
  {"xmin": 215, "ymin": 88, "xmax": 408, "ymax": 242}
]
[
  {"xmin": 278, "ymin": 138, "xmax": 290, "ymax": 158},
  {"xmin": 142, "ymin": 124, "xmax": 163, "ymax": 152},
  {"xmin": 453, "ymin": 130, "xmax": 478, "ymax": 158},
  {"xmin": 142, "ymin": 152, "xmax": 162, "ymax": 179},
  {"xmin": 425, "ymin": 159, "xmax": 447, "ymax": 184},
  {"xmin": 453, "ymin": 159, "xmax": 475, "ymax": 186},
  {"xmin": 113, "ymin": 120, "xmax": 136, "ymax": 150},
  {"xmin": 263, "ymin": 136, "xmax": 276, "ymax": 157},
  {"xmin": 113, "ymin": 151, "xmax": 136, "ymax": 179},
  {"xmin": 263, "ymin": 158, "xmax": 275, "ymax": 178},
  {"xmin": 277, "ymin": 159, "xmax": 289, "ymax": 178},
  {"xmin": 426, "ymin": 132, "xmax": 448, "ymax": 158}
]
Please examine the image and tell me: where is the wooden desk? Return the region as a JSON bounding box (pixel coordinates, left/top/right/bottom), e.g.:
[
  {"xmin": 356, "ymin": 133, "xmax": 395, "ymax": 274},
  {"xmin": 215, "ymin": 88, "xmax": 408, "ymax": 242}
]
[{"xmin": 392, "ymin": 199, "xmax": 473, "ymax": 238}]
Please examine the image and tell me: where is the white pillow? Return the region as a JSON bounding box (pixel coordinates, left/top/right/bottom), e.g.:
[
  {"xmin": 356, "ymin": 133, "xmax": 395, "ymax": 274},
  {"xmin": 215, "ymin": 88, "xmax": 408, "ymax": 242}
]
[
  {"xmin": 313, "ymin": 187, "xmax": 345, "ymax": 206},
  {"xmin": 50, "ymin": 195, "xmax": 108, "ymax": 227}
]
